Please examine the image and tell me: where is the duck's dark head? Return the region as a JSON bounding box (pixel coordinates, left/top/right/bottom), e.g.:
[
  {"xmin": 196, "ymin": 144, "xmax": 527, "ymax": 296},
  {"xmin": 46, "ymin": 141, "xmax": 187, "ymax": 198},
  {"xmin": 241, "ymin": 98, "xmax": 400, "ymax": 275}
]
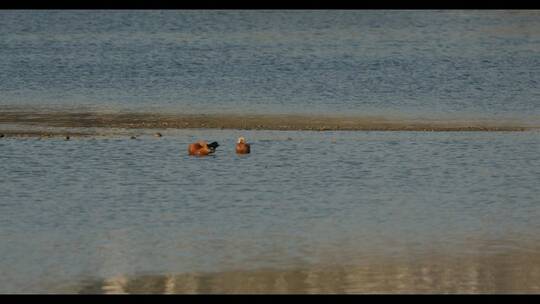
[{"xmin": 208, "ymin": 141, "xmax": 219, "ymax": 152}]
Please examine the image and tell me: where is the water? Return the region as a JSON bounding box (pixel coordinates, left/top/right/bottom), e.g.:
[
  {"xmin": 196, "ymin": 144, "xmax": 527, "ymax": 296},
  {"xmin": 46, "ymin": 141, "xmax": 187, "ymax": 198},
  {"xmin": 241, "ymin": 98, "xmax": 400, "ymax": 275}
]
[
  {"xmin": 1, "ymin": 130, "xmax": 539, "ymax": 293},
  {"xmin": 1, "ymin": 10, "xmax": 540, "ymax": 121},
  {"xmin": 1, "ymin": 10, "xmax": 540, "ymax": 293}
]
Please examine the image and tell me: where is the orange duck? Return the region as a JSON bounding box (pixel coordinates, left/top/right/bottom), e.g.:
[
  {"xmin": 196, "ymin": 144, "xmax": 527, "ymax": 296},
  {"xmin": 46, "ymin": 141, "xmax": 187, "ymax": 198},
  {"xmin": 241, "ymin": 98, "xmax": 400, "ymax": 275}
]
[
  {"xmin": 235, "ymin": 137, "xmax": 251, "ymax": 154},
  {"xmin": 188, "ymin": 140, "xmax": 219, "ymax": 156}
]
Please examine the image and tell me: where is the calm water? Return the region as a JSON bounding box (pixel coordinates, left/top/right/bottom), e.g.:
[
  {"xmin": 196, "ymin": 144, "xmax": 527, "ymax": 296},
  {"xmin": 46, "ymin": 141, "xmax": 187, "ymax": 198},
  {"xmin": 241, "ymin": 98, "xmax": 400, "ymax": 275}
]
[
  {"xmin": 1, "ymin": 130, "xmax": 539, "ymax": 293},
  {"xmin": 1, "ymin": 10, "xmax": 540, "ymax": 121},
  {"xmin": 1, "ymin": 10, "xmax": 540, "ymax": 293}
]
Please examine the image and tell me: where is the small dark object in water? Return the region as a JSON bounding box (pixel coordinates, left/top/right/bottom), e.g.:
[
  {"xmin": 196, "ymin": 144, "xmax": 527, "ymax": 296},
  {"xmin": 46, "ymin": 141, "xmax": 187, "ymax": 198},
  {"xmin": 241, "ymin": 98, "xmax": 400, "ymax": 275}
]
[
  {"xmin": 130, "ymin": 136, "xmax": 137, "ymax": 139},
  {"xmin": 207, "ymin": 141, "xmax": 219, "ymax": 153},
  {"xmin": 154, "ymin": 132, "xmax": 162, "ymax": 137},
  {"xmin": 0, "ymin": 134, "xmax": 4, "ymax": 138},
  {"xmin": 65, "ymin": 136, "xmax": 70, "ymax": 141}
]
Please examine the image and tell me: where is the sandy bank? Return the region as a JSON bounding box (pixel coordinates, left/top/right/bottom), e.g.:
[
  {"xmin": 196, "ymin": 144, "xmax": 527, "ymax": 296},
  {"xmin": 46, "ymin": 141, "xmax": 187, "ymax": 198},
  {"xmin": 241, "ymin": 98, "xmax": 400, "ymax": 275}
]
[{"xmin": 0, "ymin": 111, "xmax": 534, "ymax": 135}]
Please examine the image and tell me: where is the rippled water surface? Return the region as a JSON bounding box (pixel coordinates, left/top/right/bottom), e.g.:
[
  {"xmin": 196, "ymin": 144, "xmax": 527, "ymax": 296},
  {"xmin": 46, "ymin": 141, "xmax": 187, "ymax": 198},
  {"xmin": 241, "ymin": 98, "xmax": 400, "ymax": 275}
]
[
  {"xmin": 1, "ymin": 130, "xmax": 539, "ymax": 293},
  {"xmin": 1, "ymin": 10, "xmax": 540, "ymax": 121},
  {"xmin": 1, "ymin": 10, "xmax": 540, "ymax": 293}
]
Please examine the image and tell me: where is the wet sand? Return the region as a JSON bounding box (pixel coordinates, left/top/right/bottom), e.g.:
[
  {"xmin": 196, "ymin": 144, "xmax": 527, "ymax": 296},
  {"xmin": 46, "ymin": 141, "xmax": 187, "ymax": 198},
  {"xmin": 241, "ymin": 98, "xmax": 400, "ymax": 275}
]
[{"xmin": 0, "ymin": 110, "xmax": 534, "ymax": 138}]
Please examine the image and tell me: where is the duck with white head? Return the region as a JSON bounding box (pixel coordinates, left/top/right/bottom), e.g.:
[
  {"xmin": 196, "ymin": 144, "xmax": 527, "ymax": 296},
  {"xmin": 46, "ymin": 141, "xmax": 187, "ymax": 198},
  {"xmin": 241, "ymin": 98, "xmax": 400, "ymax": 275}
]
[{"xmin": 235, "ymin": 137, "xmax": 250, "ymax": 154}]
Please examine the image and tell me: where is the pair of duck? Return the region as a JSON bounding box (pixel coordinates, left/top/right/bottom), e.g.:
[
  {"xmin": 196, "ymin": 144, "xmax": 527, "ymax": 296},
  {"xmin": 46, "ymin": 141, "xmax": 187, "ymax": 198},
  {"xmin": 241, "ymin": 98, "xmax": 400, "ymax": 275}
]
[{"xmin": 188, "ymin": 137, "xmax": 250, "ymax": 156}]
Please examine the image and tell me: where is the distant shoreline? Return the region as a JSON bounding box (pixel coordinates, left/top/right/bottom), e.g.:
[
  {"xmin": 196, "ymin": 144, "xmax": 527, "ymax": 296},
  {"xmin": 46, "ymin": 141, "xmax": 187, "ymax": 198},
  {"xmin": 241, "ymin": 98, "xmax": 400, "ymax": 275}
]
[{"xmin": 0, "ymin": 110, "xmax": 536, "ymax": 138}]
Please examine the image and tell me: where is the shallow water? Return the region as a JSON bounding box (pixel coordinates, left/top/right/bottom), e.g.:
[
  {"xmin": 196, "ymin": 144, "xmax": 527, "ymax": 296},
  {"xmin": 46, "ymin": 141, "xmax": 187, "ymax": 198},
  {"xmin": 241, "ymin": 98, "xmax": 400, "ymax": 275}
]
[
  {"xmin": 1, "ymin": 10, "xmax": 540, "ymax": 293},
  {"xmin": 1, "ymin": 130, "xmax": 539, "ymax": 293},
  {"xmin": 1, "ymin": 10, "xmax": 540, "ymax": 122}
]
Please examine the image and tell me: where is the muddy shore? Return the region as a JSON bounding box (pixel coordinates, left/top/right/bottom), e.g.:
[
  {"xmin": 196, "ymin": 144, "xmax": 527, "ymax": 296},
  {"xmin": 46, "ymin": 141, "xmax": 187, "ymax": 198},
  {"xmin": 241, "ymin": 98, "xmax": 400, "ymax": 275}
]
[{"xmin": 0, "ymin": 110, "xmax": 535, "ymax": 138}]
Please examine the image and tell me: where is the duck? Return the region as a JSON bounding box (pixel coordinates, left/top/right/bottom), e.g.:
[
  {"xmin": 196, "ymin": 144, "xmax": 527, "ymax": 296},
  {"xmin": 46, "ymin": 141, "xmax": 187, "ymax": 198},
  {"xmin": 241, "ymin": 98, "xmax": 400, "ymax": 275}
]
[
  {"xmin": 235, "ymin": 137, "xmax": 251, "ymax": 154},
  {"xmin": 188, "ymin": 140, "xmax": 219, "ymax": 156}
]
